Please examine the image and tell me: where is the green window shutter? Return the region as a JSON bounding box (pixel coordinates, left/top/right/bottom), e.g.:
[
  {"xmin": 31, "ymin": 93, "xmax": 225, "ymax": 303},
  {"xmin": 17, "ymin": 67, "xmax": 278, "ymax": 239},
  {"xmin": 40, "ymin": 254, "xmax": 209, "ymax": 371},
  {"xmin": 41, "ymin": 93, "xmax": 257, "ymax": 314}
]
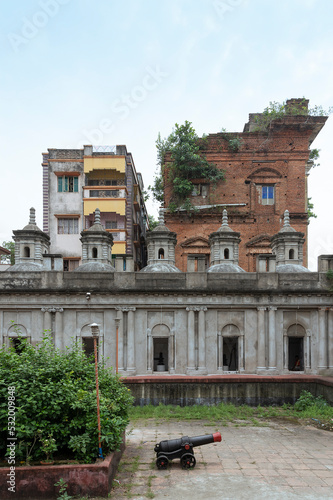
[
  {"xmin": 74, "ymin": 177, "xmax": 78, "ymax": 192},
  {"xmin": 64, "ymin": 176, "xmax": 69, "ymax": 192},
  {"xmin": 58, "ymin": 177, "xmax": 63, "ymax": 192}
]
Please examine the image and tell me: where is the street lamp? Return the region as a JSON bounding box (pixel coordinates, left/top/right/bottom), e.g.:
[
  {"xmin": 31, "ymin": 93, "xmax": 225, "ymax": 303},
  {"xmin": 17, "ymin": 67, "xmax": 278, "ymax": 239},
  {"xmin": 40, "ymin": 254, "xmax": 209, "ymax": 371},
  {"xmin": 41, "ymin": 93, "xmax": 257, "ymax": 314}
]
[
  {"xmin": 90, "ymin": 323, "xmax": 103, "ymax": 460},
  {"xmin": 114, "ymin": 318, "xmax": 120, "ymax": 374}
]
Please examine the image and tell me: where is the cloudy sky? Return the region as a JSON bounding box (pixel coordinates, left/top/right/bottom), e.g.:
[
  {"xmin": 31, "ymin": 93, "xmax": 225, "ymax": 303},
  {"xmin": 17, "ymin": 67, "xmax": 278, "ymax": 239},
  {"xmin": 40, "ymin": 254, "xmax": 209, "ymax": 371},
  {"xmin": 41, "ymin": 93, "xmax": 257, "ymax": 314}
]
[{"xmin": 1, "ymin": 0, "xmax": 332, "ymax": 270}]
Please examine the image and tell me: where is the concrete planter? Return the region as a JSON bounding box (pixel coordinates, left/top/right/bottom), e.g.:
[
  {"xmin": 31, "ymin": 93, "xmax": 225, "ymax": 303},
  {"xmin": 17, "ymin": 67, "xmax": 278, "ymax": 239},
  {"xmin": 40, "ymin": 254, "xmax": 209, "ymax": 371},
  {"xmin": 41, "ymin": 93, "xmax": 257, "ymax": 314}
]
[{"xmin": 0, "ymin": 438, "xmax": 125, "ymax": 499}]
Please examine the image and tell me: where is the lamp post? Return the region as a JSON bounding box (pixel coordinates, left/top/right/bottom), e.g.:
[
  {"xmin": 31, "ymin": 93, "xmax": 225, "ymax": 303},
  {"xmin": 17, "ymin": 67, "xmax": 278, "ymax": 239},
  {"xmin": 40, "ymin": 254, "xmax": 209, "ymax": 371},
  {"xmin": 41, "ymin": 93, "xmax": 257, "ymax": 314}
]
[
  {"xmin": 114, "ymin": 318, "xmax": 120, "ymax": 374},
  {"xmin": 90, "ymin": 323, "xmax": 103, "ymax": 460}
]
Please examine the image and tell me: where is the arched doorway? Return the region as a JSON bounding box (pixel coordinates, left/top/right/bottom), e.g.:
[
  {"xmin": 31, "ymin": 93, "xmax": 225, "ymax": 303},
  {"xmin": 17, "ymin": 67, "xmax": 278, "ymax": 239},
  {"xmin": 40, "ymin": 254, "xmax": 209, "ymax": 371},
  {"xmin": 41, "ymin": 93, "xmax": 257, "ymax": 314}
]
[{"xmin": 287, "ymin": 324, "xmax": 305, "ymax": 371}]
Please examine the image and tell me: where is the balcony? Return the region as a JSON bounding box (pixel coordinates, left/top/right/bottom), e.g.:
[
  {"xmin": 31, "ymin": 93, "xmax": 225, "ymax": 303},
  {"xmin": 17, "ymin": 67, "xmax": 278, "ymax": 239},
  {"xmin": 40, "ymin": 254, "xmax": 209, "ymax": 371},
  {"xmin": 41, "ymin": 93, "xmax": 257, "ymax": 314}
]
[{"xmin": 83, "ymin": 187, "xmax": 127, "ymax": 199}]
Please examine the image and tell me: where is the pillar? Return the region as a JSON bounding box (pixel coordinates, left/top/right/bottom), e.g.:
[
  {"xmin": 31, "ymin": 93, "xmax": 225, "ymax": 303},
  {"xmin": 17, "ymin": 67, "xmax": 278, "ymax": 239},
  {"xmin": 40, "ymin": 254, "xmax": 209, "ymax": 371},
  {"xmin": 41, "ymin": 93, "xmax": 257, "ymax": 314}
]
[
  {"xmin": 268, "ymin": 307, "xmax": 277, "ymax": 371},
  {"xmin": 217, "ymin": 332, "xmax": 222, "ymax": 371},
  {"xmin": 306, "ymin": 329, "xmax": 311, "ymax": 370},
  {"xmin": 169, "ymin": 328, "xmax": 175, "ymax": 374},
  {"xmin": 318, "ymin": 308, "xmax": 327, "ymax": 370},
  {"xmin": 147, "ymin": 328, "xmax": 152, "ymax": 372},
  {"xmin": 328, "ymin": 309, "xmax": 333, "ymax": 371},
  {"xmin": 41, "ymin": 307, "xmax": 52, "ymax": 333},
  {"xmin": 115, "ymin": 308, "xmax": 124, "ymax": 371},
  {"xmin": 127, "ymin": 307, "xmax": 136, "ymax": 374},
  {"xmin": 186, "ymin": 307, "xmax": 195, "ymax": 373},
  {"xmin": 239, "ymin": 334, "xmax": 245, "ymax": 372},
  {"xmin": 198, "ymin": 307, "xmax": 207, "ymax": 374},
  {"xmin": 257, "ymin": 307, "xmax": 266, "ymax": 372},
  {"xmin": 54, "ymin": 308, "xmax": 64, "ymax": 350},
  {"xmin": 283, "ymin": 329, "xmax": 288, "ymax": 371}
]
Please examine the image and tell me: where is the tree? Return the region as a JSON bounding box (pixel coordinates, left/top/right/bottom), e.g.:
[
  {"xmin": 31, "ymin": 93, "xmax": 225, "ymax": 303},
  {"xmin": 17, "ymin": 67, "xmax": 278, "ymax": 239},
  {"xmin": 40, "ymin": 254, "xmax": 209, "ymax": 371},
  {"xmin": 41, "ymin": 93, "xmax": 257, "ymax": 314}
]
[
  {"xmin": 0, "ymin": 240, "xmax": 15, "ymax": 265},
  {"xmin": 149, "ymin": 121, "xmax": 224, "ymax": 211}
]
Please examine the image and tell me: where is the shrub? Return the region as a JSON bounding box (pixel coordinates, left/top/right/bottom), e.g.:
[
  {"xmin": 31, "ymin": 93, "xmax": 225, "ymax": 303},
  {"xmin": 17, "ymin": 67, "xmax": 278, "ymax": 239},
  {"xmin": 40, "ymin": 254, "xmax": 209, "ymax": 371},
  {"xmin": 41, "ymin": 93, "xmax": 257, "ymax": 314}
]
[
  {"xmin": 294, "ymin": 390, "xmax": 328, "ymax": 411},
  {"xmin": 0, "ymin": 333, "xmax": 133, "ymax": 463}
]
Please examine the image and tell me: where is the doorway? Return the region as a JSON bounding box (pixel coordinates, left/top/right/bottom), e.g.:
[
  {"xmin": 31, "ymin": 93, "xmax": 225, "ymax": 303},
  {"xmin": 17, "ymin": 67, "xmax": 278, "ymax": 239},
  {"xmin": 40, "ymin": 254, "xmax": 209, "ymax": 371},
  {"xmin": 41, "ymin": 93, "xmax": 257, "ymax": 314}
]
[
  {"xmin": 153, "ymin": 337, "xmax": 168, "ymax": 372},
  {"xmin": 288, "ymin": 336, "xmax": 304, "ymax": 371},
  {"xmin": 223, "ymin": 337, "xmax": 238, "ymax": 371}
]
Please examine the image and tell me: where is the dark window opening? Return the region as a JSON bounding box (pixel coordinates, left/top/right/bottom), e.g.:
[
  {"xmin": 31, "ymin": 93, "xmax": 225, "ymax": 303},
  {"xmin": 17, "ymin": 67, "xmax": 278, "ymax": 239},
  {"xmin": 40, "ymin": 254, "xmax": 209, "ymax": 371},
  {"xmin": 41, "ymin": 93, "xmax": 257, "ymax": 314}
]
[
  {"xmin": 224, "ymin": 248, "xmax": 230, "ymax": 260},
  {"xmin": 63, "ymin": 259, "xmax": 80, "ymax": 272},
  {"xmin": 288, "ymin": 337, "xmax": 304, "ymax": 371},
  {"xmin": 153, "ymin": 338, "xmax": 168, "ymax": 371},
  {"xmin": 158, "ymin": 248, "xmax": 164, "ymax": 259},
  {"xmin": 10, "ymin": 338, "xmax": 24, "ymax": 354},
  {"xmin": 223, "ymin": 337, "xmax": 238, "ymax": 371},
  {"xmin": 289, "ymin": 249, "xmax": 295, "ymax": 260},
  {"xmin": 92, "ymin": 248, "xmax": 98, "ymax": 259},
  {"xmin": 82, "ymin": 337, "xmax": 98, "ymax": 361},
  {"xmin": 24, "ymin": 247, "xmax": 30, "ymax": 258}
]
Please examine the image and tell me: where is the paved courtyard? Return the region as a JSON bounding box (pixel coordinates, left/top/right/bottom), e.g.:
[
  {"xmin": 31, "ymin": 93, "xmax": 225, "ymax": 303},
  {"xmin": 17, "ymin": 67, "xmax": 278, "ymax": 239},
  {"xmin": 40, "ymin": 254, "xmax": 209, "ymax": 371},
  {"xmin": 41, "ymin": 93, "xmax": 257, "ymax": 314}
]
[{"xmin": 110, "ymin": 419, "xmax": 333, "ymax": 500}]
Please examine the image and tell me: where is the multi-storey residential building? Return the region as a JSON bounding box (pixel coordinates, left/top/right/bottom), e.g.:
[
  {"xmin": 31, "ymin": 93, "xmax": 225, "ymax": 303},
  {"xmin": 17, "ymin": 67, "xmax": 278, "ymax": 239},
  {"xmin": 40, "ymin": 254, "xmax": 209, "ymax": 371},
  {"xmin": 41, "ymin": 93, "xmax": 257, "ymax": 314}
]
[
  {"xmin": 163, "ymin": 99, "xmax": 327, "ymax": 272},
  {"xmin": 42, "ymin": 145, "xmax": 148, "ymax": 270}
]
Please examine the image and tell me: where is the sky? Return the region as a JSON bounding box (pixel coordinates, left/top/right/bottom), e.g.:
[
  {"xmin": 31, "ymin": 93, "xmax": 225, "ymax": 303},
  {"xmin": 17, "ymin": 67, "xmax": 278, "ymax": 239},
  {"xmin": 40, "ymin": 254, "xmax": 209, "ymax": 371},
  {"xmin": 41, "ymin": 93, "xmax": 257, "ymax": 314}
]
[{"xmin": 1, "ymin": 0, "xmax": 333, "ymax": 270}]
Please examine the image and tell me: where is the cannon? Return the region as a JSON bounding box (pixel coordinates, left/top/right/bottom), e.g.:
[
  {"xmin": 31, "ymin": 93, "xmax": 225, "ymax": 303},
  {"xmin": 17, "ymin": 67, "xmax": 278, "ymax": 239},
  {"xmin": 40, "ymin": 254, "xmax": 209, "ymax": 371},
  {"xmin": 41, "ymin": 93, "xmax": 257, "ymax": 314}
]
[{"xmin": 154, "ymin": 432, "xmax": 222, "ymax": 469}]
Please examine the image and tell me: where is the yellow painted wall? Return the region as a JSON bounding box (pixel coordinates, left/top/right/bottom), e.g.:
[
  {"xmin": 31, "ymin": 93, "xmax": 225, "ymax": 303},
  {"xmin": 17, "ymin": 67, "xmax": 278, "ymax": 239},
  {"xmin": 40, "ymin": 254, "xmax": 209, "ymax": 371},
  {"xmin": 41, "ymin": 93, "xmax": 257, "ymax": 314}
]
[
  {"xmin": 84, "ymin": 157, "xmax": 126, "ymax": 174},
  {"xmin": 83, "ymin": 199, "xmax": 126, "ymax": 216},
  {"xmin": 112, "ymin": 242, "xmax": 126, "ymax": 254}
]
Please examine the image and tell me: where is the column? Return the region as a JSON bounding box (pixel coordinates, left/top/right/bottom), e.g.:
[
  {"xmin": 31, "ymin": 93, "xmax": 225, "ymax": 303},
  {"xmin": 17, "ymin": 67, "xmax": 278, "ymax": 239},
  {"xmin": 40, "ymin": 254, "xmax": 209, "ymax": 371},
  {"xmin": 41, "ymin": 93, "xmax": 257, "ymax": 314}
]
[
  {"xmin": 115, "ymin": 308, "xmax": 124, "ymax": 371},
  {"xmin": 268, "ymin": 307, "xmax": 277, "ymax": 371},
  {"xmin": 127, "ymin": 307, "xmax": 136, "ymax": 374},
  {"xmin": 198, "ymin": 307, "xmax": 207, "ymax": 374},
  {"xmin": 283, "ymin": 329, "xmax": 288, "ymax": 371},
  {"xmin": 217, "ymin": 333, "xmax": 222, "ymax": 371},
  {"xmin": 328, "ymin": 309, "xmax": 333, "ymax": 370},
  {"xmin": 169, "ymin": 328, "xmax": 175, "ymax": 374},
  {"xmin": 54, "ymin": 308, "xmax": 64, "ymax": 350},
  {"xmin": 147, "ymin": 328, "xmax": 152, "ymax": 372},
  {"xmin": 186, "ymin": 307, "xmax": 195, "ymax": 373},
  {"xmin": 318, "ymin": 308, "xmax": 327, "ymax": 370},
  {"xmin": 257, "ymin": 307, "xmax": 266, "ymax": 372},
  {"xmin": 306, "ymin": 329, "xmax": 311, "ymax": 370},
  {"xmin": 41, "ymin": 308, "xmax": 52, "ymax": 333},
  {"xmin": 239, "ymin": 334, "xmax": 245, "ymax": 372}
]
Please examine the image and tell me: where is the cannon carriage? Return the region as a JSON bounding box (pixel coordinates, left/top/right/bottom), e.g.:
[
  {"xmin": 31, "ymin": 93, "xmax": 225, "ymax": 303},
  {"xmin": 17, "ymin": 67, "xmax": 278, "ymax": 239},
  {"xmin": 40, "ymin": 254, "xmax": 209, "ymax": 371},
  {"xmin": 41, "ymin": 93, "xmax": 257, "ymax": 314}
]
[{"xmin": 154, "ymin": 432, "xmax": 222, "ymax": 469}]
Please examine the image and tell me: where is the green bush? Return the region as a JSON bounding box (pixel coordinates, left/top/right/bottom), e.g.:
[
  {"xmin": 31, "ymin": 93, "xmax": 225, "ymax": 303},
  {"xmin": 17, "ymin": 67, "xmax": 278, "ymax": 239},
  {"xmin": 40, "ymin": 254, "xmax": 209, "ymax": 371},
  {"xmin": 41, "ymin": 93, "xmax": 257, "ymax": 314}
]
[
  {"xmin": 294, "ymin": 390, "xmax": 328, "ymax": 411},
  {"xmin": 0, "ymin": 333, "xmax": 133, "ymax": 463}
]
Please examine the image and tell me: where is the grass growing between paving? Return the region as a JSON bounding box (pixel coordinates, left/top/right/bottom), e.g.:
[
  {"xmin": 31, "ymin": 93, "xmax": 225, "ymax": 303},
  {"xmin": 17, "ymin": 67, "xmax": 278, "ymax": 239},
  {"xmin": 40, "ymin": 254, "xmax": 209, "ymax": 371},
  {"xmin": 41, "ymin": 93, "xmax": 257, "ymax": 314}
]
[{"xmin": 129, "ymin": 391, "xmax": 333, "ymax": 430}]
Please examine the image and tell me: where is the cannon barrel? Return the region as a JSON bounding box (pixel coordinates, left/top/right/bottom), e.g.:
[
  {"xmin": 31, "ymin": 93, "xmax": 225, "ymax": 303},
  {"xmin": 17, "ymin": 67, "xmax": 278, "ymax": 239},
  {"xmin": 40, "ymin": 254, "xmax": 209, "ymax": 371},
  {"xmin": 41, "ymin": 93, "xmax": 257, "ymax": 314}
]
[{"xmin": 154, "ymin": 432, "xmax": 221, "ymax": 453}]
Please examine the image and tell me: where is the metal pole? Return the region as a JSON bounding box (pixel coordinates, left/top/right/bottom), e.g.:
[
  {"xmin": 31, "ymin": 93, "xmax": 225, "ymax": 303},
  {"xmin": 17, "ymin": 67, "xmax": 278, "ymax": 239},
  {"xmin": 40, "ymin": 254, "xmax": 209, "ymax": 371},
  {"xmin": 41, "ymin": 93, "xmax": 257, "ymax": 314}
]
[
  {"xmin": 90, "ymin": 323, "xmax": 103, "ymax": 459},
  {"xmin": 115, "ymin": 318, "xmax": 120, "ymax": 374}
]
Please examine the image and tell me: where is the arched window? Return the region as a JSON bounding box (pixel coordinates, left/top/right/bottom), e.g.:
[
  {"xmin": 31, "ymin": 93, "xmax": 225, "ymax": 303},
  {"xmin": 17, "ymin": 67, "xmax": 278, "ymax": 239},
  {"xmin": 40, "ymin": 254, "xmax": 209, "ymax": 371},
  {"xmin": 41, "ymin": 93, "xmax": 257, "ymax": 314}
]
[
  {"xmin": 24, "ymin": 247, "xmax": 30, "ymax": 258},
  {"xmin": 289, "ymin": 249, "xmax": 295, "ymax": 260},
  {"xmin": 224, "ymin": 248, "xmax": 230, "ymax": 260},
  {"xmin": 158, "ymin": 248, "xmax": 164, "ymax": 259},
  {"xmin": 92, "ymin": 247, "xmax": 98, "ymax": 259}
]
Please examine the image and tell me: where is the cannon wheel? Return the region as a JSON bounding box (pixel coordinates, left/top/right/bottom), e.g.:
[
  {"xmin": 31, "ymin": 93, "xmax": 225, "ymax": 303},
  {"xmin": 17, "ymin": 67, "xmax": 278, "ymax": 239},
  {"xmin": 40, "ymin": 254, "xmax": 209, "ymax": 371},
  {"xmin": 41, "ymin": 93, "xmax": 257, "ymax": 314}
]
[
  {"xmin": 181, "ymin": 453, "xmax": 196, "ymax": 469},
  {"xmin": 156, "ymin": 455, "xmax": 169, "ymax": 470}
]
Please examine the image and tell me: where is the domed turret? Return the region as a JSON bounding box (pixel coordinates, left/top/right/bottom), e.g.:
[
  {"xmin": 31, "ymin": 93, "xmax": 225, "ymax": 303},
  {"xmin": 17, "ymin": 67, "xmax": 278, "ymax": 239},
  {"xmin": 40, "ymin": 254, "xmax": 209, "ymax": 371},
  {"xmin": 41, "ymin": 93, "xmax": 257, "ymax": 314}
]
[{"xmin": 207, "ymin": 210, "xmax": 245, "ymax": 273}]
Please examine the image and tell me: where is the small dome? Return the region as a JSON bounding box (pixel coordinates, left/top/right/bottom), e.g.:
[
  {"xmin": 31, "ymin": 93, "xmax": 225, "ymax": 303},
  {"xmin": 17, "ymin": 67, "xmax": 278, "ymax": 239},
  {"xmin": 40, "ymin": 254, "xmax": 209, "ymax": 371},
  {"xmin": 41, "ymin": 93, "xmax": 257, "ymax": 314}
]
[
  {"xmin": 141, "ymin": 263, "xmax": 181, "ymax": 273},
  {"xmin": 74, "ymin": 262, "xmax": 115, "ymax": 273},
  {"xmin": 276, "ymin": 264, "xmax": 310, "ymax": 273},
  {"xmin": 207, "ymin": 263, "xmax": 246, "ymax": 273},
  {"xmin": 8, "ymin": 262, "xmax": 44, "ymax": 272}
]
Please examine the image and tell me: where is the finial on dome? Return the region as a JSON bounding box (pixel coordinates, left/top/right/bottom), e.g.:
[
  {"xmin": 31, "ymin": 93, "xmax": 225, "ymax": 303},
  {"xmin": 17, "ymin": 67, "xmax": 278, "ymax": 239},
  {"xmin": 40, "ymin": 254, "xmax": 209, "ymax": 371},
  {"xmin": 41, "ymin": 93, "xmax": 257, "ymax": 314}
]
[
  {"xmin": 29, "ymin": 207, "xmax": 36, "ymax": 225},
  {"xmin": 158, "ymin": 204, "xmax": 165, "ymax": 225},
  {"xmin": 94, "ymin": 208, "xmax": 101, "ymax": 225},
  {"xmin": 283, "ymin": 210, "xmax": 290, "ymax": 228},
  {"xmin": 222, "ymin": 209, "xmax": 228, "ymax": 227}
]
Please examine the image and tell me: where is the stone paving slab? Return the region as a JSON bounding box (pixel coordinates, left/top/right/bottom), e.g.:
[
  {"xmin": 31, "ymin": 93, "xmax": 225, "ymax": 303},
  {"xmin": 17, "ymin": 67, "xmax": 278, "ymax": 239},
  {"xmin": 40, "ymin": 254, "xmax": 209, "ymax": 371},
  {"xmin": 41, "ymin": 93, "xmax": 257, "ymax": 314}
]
[{"xmin": 110, "ymin": 419, "xmax": 333, "ymax": 499}]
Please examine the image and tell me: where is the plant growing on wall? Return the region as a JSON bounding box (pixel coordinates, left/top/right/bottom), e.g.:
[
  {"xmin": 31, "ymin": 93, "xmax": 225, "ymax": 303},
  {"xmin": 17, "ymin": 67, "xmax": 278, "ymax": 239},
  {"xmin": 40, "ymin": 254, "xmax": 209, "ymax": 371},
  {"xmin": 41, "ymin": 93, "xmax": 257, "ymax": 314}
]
[
  {"xmin": 307, "ymin": 197, "xmax": 317, "ymax": 220},
  {"xmin": 252, "ymin": 99, "xmax": 332, "ymax": 131},
  {"xmin": 149, "ymin": 121, "xmax": 224, "ymax": 211}
]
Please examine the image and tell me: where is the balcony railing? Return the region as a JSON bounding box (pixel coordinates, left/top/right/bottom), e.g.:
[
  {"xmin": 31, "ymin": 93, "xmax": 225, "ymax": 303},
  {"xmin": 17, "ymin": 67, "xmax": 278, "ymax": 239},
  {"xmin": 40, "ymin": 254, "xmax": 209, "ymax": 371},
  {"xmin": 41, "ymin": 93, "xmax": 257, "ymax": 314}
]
[{"xmin": 85, "ymin": 188, "xmax": 126, "ymax": 199}]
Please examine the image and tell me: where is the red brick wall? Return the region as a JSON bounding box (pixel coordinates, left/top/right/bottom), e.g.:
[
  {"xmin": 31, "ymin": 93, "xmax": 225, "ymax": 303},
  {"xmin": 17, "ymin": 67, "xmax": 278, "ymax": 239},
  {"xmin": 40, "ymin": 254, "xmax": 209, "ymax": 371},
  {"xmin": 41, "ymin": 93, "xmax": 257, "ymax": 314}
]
[{"xmin": 164, "ymin": 115, "xmax": 327, "ymax": 272}]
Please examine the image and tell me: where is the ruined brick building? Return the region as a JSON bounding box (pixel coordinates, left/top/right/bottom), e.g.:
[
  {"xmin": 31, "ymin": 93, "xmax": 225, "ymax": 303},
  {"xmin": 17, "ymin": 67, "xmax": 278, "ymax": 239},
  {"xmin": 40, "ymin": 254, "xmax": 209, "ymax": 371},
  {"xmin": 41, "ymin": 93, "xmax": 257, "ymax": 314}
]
[{"xmin": 164, "ymin": 99, "xmax": 327, "ymax": 272}]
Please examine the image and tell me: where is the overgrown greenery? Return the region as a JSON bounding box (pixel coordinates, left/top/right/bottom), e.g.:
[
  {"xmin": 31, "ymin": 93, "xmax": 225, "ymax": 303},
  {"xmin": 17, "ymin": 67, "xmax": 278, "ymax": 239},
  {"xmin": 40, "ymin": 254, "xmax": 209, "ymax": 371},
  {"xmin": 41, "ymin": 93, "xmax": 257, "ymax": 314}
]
[
  {"xmin": 253, "ymin": 98, "xmax": 332, "ymax": 131},
  {"xmin": 0, "ymin": 333, "xmax": 133, "ymax": 464},
  {"xmin": 129, "ymin": 390, "xmax": 333, "ymax": 428},
  {"xmin": 149, "ymin": 121, "xmax": 224, "ymax": 211},
  {"xmin": 307, "ymin": 197, "xmax": 317, "ymax": 220},
  {"xmin": 0, "ymin": 240, "xmax": 15, "ymax": 265}
]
